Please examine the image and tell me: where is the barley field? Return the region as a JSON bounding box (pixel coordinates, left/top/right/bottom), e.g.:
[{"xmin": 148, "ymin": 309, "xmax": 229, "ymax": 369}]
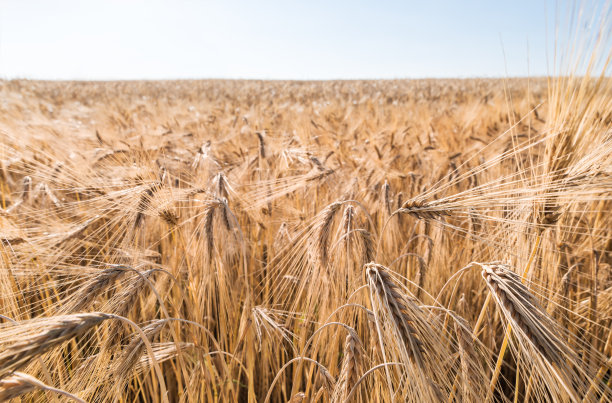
[{"xmin": 0, "ymin": 69, "xmax": 610, "ymax": 403}]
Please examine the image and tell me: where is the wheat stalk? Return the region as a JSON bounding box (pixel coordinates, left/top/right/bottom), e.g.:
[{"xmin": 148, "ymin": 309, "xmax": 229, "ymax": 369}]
[
  {"xmin": 365, "ymin": 263, "xmax": 424, "ymax": 368},
  {"xmin": 331, "ymin": 332, "xmax": 363, "ymax": 403},
  {"xmin": 0, "ymin": 371, "xmax": 86, "ymax": 402},
  {"xmin": 481, "ymin": 263, "xmax": 570, "ymax": 364},
  {"xmin": 399, "ymin": 200, "xmax": 451, "ymax": 220},
  {"xmin": 0, "ymin": 313, "xmax": 112, "ymax": 379}
]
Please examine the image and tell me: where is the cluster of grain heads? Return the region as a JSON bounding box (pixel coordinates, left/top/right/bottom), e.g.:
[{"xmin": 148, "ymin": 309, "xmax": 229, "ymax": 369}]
[{"xmin": 0, "ymin": 39, "xmax": 609, "ymax": 401}]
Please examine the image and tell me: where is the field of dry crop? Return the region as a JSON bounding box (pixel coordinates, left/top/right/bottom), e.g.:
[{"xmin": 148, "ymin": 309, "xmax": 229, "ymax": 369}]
[{"xmin": 0, "ymin": 75, "xmax": 610, "ymax": 402}]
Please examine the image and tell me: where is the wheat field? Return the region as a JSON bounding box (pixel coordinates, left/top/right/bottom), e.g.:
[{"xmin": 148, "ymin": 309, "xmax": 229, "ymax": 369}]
[{"xmin": 0, "ymin": 57, "xmax": 610, "ymax": 402}]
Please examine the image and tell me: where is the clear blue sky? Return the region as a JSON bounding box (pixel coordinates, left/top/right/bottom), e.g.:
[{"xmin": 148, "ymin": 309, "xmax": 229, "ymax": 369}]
[{"xmin": 0, "ymin": 1, "xmax": 605, "ymax": 80}]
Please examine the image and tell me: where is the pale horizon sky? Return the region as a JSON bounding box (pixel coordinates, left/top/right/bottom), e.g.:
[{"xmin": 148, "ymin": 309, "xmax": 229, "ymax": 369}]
[{"xmin": 0, "ymin": 1, "xmax": 607, "ymax": 81}]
